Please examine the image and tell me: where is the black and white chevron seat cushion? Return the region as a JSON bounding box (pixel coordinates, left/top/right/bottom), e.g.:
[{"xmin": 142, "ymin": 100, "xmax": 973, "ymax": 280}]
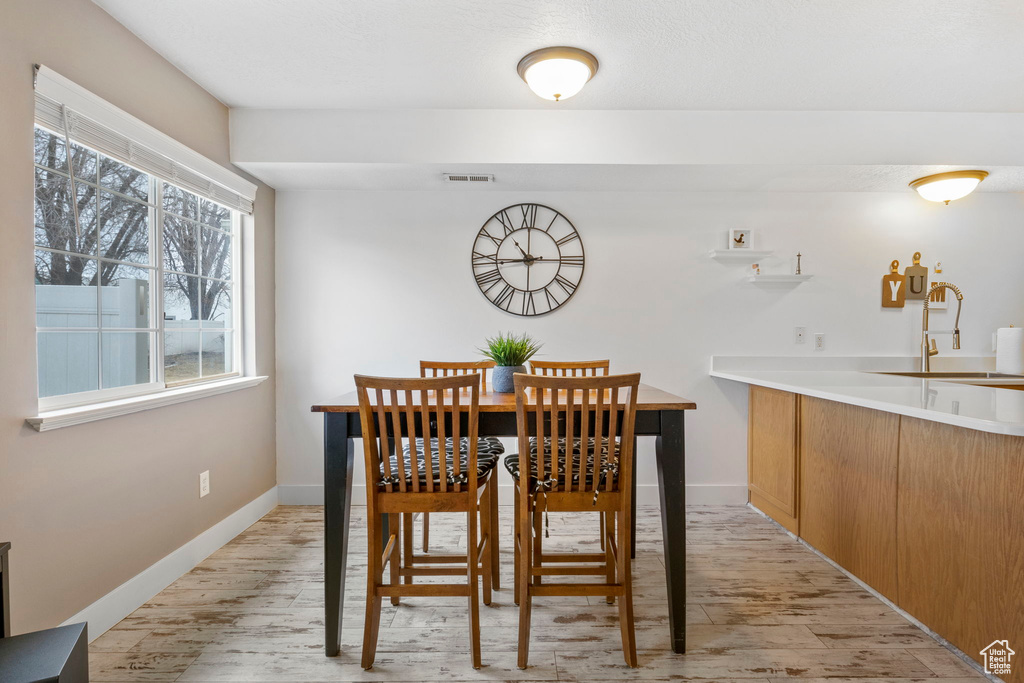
[
  {"xmin": 384, "ymin": 436, "xmax": 503, "ymax": 486},
  {"xmin": 504, "ymin": 437, "xmax": 621, "ymax": 487}
]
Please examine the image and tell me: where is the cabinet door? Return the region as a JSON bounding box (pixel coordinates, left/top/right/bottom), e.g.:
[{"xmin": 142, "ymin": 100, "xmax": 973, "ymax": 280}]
[
  {"xmin": 748, "ymin": 386, "xmax": 799, "ymax": 533},
  {"xmin": 799, "ymin": 397, "xmax": 899, "ymax": 601},
  {"xmin": 898, "ymin": 417, "xmax": 1024, "ymax": 679}
]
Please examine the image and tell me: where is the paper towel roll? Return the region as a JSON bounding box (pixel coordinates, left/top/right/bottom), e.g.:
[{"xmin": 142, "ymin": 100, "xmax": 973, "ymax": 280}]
[{"xmin": 996, "ymin": 327, "xmax": 1024, "ymax": 375}]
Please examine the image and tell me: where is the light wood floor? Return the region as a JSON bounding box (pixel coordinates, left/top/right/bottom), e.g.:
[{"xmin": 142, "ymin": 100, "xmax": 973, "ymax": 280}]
[{"xmin": 89, "ymin": 505, "xmax": 986, "ymax": 682}]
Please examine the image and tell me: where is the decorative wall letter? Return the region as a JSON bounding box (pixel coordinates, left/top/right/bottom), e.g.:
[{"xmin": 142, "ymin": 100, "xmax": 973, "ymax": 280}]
[
  {"xmin": 905, "ymin": 251, "xmax": 929, "ymax": 300},
  {"xmin": 882, "ymin": 259, "xmax": 906, "ymax": 308},
  {"xmin": 928, "ymin": 281, "xmax": 949, "ymax": 310}
]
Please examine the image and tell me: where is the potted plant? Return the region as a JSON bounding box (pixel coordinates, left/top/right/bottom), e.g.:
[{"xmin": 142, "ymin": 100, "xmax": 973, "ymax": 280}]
[{"xmin": 480, "ymin": 332, "xmax": 542, "ymax": 393}]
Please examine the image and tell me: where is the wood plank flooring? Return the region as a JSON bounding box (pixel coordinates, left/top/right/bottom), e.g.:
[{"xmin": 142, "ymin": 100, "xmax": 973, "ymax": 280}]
[{"xmin": 89, "ymin": 505, "xmax": 986, "ymax": 682}]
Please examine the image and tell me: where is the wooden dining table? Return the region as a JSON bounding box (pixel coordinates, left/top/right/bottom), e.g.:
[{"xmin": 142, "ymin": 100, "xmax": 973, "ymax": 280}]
[{"xmin": 311, "ymin": 382, "xmax": 696, "ymax": 657}]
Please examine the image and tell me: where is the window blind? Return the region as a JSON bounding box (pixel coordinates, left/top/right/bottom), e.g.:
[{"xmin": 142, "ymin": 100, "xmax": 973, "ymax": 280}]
[{"xmin": 33, "ymin": 65, "xmax": 256, "ymax": 215}]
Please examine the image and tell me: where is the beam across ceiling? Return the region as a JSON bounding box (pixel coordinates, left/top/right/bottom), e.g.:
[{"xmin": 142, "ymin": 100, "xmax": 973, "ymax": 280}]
[{"xmin": 231, "ymin": 109, "xmax": 1024, "ymax": 168}]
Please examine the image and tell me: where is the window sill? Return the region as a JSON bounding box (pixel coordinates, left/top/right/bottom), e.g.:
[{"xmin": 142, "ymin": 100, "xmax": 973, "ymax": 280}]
[{"xmin": 26, "ymin": 376, "xmax": 268, "ymax": 432}]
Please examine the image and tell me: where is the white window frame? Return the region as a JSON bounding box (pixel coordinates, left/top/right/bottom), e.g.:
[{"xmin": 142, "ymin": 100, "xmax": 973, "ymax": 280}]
[
  {"xmin": 28, "ymin": 68, "xmax": 263, "ymax": 430},
  {"xmin": 34, "ymin": 131, "xmax": 245, "ymax": 412}
]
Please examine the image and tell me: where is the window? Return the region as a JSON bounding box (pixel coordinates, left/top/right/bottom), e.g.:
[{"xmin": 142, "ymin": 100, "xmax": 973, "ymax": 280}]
[{"xmin": 34, "ymin": 126, "xmax": 240, "ymax": 407}]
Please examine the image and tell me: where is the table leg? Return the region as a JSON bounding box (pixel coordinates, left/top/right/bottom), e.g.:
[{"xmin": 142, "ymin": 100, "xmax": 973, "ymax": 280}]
[
  {"xmin": 324, "ymin": 413, "xmax": 354, "ymax": 657},
  {"xmin": 655, "ymin": 410, "xmax": 686, "ymax": 654}
]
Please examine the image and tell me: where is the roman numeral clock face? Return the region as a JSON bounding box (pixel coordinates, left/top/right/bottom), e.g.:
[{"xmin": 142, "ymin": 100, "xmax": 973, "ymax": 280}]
[{"xmin": 472, "ymin": 203, "xmax": 585, "ymax": 316}]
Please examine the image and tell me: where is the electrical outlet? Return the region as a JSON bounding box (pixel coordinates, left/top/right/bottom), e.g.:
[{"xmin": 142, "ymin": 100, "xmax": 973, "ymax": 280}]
[
  {"xmin": 814, "ymin": 333, "xmax": 826, "ymax": 351},
  {"xmin": 795, "ymin": 327, "xmax": 806, "ymax": 344},
  {"xmin": 199, "ymin": 470, "xmax": 210, "ymax": 498}
]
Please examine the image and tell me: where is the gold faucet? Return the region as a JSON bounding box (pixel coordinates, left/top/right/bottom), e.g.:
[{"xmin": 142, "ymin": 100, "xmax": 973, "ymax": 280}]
[{"xmin": 921, "ymin": 282, "xmax": 963, "ymax": 372}]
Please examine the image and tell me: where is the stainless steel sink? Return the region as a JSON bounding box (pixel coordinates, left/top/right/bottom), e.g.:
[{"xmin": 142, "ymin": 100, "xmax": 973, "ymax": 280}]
[{"xmin": 875, "ymin": 371, "xmax": 1024, "ymax": 380}]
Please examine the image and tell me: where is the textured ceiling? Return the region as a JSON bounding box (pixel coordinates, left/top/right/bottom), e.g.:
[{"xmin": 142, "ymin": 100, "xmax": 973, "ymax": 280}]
[
  {"xmin": 92, "ymin": 0, "xmax": 1024, "ymax": 111},
  {"xmin": 232, "ymin": 163, "xmax": 1024, "ymax": 193}
]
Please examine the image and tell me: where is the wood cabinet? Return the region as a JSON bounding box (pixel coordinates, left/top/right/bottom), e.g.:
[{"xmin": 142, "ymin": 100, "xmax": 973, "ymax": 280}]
[
  {"xmin": 798, "ymin": 397, "xmax": 900, "ymax": 601},
  {"xmin": 747, "ymin": 389, "xmax": 1023, "ymax": 680},
  {"xmin": 898, "ymin": 417, "xmax": 1024, "ymax": 681},
  {"xmin": 747, "ymin": 386, "xmax": 800, "ymax": 534}
]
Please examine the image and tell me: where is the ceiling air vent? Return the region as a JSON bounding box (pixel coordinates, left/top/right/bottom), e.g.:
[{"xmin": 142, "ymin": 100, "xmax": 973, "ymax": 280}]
[{"xmin": 444, "ymin": 173, "xmax": 494, "ymax": 183}]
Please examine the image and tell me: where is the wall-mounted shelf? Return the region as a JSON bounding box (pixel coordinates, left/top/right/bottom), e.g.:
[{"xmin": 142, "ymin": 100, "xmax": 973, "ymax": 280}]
[
  {"xmin": 748, "ymin": 274, "xmax": 813, "ymax": 284},
  {"xmin": 709, "ymin": 249, "xmax": 774, "ymax": 262}
]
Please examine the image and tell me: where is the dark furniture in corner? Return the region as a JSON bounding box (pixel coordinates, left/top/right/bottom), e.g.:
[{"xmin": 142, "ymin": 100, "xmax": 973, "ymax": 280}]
[
  {"xmin": 0, "ymin": 542, "xmax": 90, "ymax": 682},
  {"xmin": 1, "ymin": 542, "xmax": 10, "ymax": 639}
]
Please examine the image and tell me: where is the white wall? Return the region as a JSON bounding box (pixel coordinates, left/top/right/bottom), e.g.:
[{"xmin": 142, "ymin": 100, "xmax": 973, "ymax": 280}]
[{"xmin": 275, "ymin": 189, "xmax": 1024, "ymax": 504}]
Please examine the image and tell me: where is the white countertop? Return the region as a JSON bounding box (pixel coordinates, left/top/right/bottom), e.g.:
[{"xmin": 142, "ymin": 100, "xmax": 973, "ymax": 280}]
[{"xmin": 710, "ymin": 356, "xmax": 1024, "ymax": 437}]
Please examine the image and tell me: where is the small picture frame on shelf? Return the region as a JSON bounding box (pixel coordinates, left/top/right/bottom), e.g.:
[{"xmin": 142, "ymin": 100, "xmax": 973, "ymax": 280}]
[{"xmin": 729, "ymin": 229, "xmax": 752, "ymax": 250}]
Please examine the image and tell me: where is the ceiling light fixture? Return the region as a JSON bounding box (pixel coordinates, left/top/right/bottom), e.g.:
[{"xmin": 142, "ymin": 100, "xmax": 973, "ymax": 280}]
[
  {"xmin": 517, "ymin": 46, "xmax": 599, "ymax": 102},
  {"xmin": 909, "ymin": 170, "xmax": 988, "ymax": 205}
]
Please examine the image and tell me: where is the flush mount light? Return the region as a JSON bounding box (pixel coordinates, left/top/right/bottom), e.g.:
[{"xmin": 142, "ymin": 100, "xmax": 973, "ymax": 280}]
[
  {"xmin": 516, "ymin": 46, "xmax": 599, "ymax": 102},
  {"xmin": 909, "ymin": 170, "xmax": 988, "ymax": 205}
]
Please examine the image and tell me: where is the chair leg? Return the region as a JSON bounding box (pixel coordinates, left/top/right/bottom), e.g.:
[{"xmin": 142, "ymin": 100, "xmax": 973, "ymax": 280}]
[
  {"xmin": 599, "ymin": 513, "xmax": 606, "ymax": 551},
  {"xmin": 389, "ymin": 513, "xmax": 401, "ymax": 606},
  {"xmin": 422, "ymin": 512, "xmax": 430, "ymax": 552},
  {"xmin": 605, "ymin": 512, "xmax": 616, "ymax": 605},
  {"xmin": 489, "ymin": 473, "xmax": 500, "ymax": 591},
  {"xmin": 361, "ymin": 509, "xmax": 384, "ymax": 670},
  {"xmin": 467, "ymin": 504, "xmax": 482, "ymax": 669},
  {"xmin": 516, "ymin": 491, "xmax": 533, "ymax": 669},
  {"xmin": 513, "ymin": 484, "xmax": 521, "ymax": 606},
  {"xmin": 481, "ymin": 481, "xmax": 493, "ymax": 606},
  {"xmin": 402, "ymin": 513, "xmax": 414, "ymax": 585},
  {"xmin": 617, "ymin": 509, "xmax": 638, "ymax": 667}
]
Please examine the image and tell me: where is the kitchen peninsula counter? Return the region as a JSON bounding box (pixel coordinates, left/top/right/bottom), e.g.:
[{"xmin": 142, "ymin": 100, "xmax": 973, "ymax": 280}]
[
  {"xmin": 710, "ymin": 356, "xmax": 1024, "ymax": 437},
  {"xmin": 711, "ymin": 356, "xmax": 1023, "ymax": 683}
]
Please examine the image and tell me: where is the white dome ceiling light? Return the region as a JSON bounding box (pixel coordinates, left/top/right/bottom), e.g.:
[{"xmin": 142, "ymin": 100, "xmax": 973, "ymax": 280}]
[
  {"xmin": 909, "ymin": 170, "xmax": 988, "ymax": 205},
  {"xmin": 517, "ymin": 46, "xmax": 599, "ymax": 102}
]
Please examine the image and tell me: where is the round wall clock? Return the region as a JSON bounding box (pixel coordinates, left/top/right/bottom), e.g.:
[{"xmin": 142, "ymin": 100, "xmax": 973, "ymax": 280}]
[{"xmin": 471, "ymin": 203, "xmax": 585, "ymax": 316}]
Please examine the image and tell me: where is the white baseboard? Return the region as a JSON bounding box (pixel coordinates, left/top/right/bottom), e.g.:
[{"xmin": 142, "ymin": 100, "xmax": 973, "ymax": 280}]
[
  {"xmin": 278, "ymin": 483, "xmax": 748, "ymax": 506},
  {"xmin": 685, "ymin": 484, "xmax": 748, "ymax": 505},
  {"xmin": 61, "ymin": 486, "xmax": 278, "ymax": 641}
]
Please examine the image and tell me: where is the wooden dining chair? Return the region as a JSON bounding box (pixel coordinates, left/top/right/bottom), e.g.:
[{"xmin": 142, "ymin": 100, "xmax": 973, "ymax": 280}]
[
  {"xmin": 355, "ymin": 374, "xmax": 498, "ymax": 670},
  {"xmin": 528, "ymin": 359, "xmax": 610, "ymax": 377},
  {"xmin": 528, "ymin": 360, "xmax": 616, "ymax": 551},
  {"xmin": 417, "ymin": 361, "xmax": 504, "ymax": 588},
  {"xmin": 508, "ymin": 372, "xmax": 641, "ymax": 668}
]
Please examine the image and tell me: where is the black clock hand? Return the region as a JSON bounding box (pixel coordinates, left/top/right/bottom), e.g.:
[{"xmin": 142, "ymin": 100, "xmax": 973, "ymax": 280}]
[
  {"xmin": 496, "ymin": 256, "xmax": 547, "ymax": 264},
  {"xmin": 511, "ymin": 238, "xmax": 529, "ymax": 258}
]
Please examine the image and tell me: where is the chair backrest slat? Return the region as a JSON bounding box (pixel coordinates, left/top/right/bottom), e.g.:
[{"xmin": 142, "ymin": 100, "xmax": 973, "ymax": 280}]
[
  {"xmin": 436, "ymin": 386, "xmax": 449, "ymax": 493},
  {"xmin": 578, "ymin": 388, "xmax": 590, "ymax": 493},
  {"xmin": 529, "ymin": 359, "xmax": 610, "ymax": 377},
  {"xmin": 373, "ymin": 389, "xmax": 393, "ymax": 489},
  {"xmin": 606, "ymin": 386, "xmax": 619, "ymax": 493},
  {"xmin": 420, "ymin": 360, "xmax": 495, "ymax": 393},
  {"xmin": 592, "ymin": 384, "xmax": 605, "ymax": 494},
  {"xmin": 534, "ymin": 386, "xmax": 545, "ymax": 483},
  {"xmin": 418, "ymin": 396, "xmax": 434, "ymax": 493},
  {"xmin": 514, "ymin": 373, "xmax": 640, "ymax": 496},
  {"xmin": 451, "ymin": 387, "xmax": 462, "ymax": 492},
  {"xmin": 563, "ymin": 389, "xmax": 575, "ymax": 492},
  {"xmin": 355, "ymin": 374, "xmax": 480, "ymax": 499},
  {"xmin": 388, "ymin": 390, "xmax": 407, "ymax": 492},
  {"xmin": 402, "ymin": 390, "xmax": 418, "ymax": 493}
]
